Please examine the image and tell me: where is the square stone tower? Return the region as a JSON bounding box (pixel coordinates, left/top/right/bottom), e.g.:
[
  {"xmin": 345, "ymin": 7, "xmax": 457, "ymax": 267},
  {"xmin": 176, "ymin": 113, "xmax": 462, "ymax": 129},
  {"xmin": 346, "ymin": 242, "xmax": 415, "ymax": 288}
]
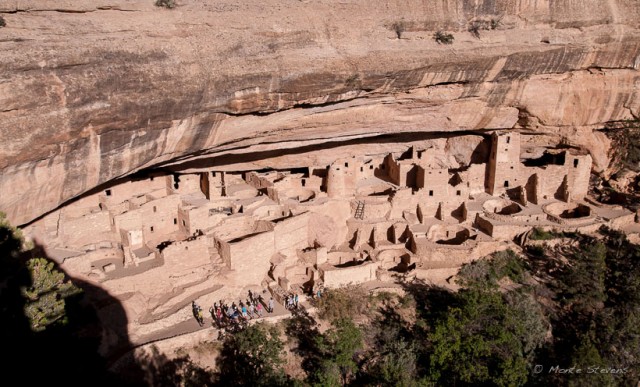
[{"xmin": 486, "ymin": 132, "xmax": 521, "ymax": 195}]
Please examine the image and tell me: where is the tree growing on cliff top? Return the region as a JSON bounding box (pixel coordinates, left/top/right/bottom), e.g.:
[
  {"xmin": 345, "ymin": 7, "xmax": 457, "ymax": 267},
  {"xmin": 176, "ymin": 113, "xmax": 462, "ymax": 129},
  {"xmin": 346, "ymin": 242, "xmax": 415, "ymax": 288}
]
[
  {"xmin": 391, "ymin": 20, "xmax": 407, "ymax": 39},
  {"xmin": 434, "ymin": 31, "xmax": 454, "ymax": 45},
  {"xmin": 155, "ymin": 0, "xmax": 176, "ymax": 9}
]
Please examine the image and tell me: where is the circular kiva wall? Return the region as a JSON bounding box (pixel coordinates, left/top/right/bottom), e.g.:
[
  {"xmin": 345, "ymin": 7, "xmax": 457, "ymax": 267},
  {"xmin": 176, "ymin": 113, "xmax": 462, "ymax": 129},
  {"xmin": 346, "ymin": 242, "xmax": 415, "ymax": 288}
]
[
  {"xmin": 427, "ymin": 224, "xmax": 472, "ymax": 245},
  {"xmin": 544, "ymin": 202, "xmax": 592, "ymax": 223},
  {"xmin": 483, "ymin": 198, "xmax": 523, "ymax": 216}
]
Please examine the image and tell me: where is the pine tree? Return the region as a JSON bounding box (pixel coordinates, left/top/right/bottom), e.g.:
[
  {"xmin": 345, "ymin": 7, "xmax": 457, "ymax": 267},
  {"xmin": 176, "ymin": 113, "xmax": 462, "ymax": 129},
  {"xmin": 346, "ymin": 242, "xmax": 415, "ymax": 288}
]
[{"xmin": 21, "ymin": 258, "xmax": 81, "ymax": 332}]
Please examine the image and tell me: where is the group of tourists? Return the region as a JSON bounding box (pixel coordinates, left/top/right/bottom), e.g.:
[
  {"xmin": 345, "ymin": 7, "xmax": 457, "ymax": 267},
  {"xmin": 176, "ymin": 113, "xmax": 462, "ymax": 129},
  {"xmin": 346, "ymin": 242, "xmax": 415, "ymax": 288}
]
[
  {"xmin": 312, "ymin": 286, "xmax": 323, "ymax": 300},
  {"xmin": 191, "ymin": 290, "xmax": 278, "ymax": 331},
  {"xmin": 284, "ymin": 293, "xmax": 299, "ymax": 310},
  {"xmin": 191, "ymin": 301, "xmax": 205, "ymax": 327}
]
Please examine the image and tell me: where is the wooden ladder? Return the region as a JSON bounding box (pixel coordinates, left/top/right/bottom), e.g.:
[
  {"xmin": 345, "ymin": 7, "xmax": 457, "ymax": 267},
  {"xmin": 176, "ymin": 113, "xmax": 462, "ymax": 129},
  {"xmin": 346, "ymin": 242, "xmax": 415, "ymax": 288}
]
[{"xmin": 354, "ymin": 201, "xmax": 365, "ymax": 219}]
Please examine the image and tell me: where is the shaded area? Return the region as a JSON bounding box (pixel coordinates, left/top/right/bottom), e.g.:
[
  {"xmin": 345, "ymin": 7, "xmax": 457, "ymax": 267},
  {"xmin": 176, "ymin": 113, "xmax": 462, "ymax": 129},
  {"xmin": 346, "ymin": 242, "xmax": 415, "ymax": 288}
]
[
  {"xmin": 285, "ymin": 309, "xmax": 323, "ymax": 378},
  {"xmin": 497, "ymin": 201, "xmax": 522, "ymax": 215},
  {"xmin": 559, "ymin": 204, "xmax": 590, "ymax": 219},
  {"xmin": 21, "ymin": 130, "xmax": 494, "ymax": 229},
  {"xmin": 523, "ymin": 150, "xmax": 566, "ymax": 167},
  {"xmin": 523, "ymin": 228, "xmax": 640, "ymax": 387},
  {"xmin": 333, "ymin": 257, "xmax": 370, "ymax": 268},
  {"xmin": 436, "ymin": 230, "xmax": 476, "ymax": 245},
  {"xmin": 0, "ymin": 216, "xmax": 133, "ymax": 386}
]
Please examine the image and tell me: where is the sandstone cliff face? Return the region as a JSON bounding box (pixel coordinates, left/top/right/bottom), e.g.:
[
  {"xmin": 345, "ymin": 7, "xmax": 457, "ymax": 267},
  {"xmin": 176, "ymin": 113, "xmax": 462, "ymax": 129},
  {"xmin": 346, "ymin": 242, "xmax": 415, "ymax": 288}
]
[{"xmin": 1, "ymin": 0, "xmax": 639, "ymax": 225}]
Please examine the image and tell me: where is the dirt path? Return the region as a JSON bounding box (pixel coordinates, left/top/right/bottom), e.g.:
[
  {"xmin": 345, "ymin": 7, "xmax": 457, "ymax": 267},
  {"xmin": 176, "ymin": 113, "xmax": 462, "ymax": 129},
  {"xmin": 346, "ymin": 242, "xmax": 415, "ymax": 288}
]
[{"xmin": 132, "ymin": 299, "xmax": 296, "ymax": 346}]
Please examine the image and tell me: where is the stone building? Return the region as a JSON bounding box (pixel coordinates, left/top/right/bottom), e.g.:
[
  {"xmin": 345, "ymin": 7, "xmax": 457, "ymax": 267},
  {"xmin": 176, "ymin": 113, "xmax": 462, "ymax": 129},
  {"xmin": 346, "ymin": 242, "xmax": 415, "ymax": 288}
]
[{"xmin": 21, "ymin": 129, "xmax": 637, "ymax": 346}]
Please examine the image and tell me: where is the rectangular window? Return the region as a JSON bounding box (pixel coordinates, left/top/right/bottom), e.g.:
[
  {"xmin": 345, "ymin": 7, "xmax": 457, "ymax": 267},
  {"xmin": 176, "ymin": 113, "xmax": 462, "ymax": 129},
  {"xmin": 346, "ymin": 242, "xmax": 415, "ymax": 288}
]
[
  {"xmin": 150, "ymin": 226, "xmax": 154, "ymax": 232},
  {"xmin": 456, "ymin": 190, "xmax": 461, "ymax": 196},
  {"xmin": 429, "ymin": 190, "xmax": 434, "ymax": 197},
  {"xmin": 573, "ymin": 159, "xmax": 579, "ymax": 168},
  {"xmin": 173, "ymin": 218, "xmax": 177, "ymax": 225},
  {"xmin": 153, "ymin": 206, "xmax": 157, "ymax": 213},
  {"xmin": 301, "ymin": 179, "xmax": 306, "ymax": 187},
  {"xmin": 370, "ymin": 165, "xmax": 374, "ymax": 170},
  {"xmin": 360, "ymin": 167, "xmax": 363, "ymax": 172},
  {"xmin": 105, "ymin": 189, "xmax": 112, "ymax": 196},
  {"xmin": 345, "ymin": 162, "xmax": 349, "ymax": 167},
  {"xmin": 504, "ymin": 181, "xmax": 509, "ymax": 188},
  {"xmin": 182, "ymin": 220, "xmax": 186, "ymax": 226},
  {"xmin": 506, "ymin": 136, "xmax": 511, "ymax": 144}
]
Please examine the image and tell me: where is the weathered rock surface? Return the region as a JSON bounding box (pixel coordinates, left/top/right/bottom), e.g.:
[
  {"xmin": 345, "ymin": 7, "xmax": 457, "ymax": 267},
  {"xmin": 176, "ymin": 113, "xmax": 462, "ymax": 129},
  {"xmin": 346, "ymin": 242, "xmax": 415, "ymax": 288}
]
[{"xmin": 1, "ymin": 0, "xmax": 639, "ymax": 225}]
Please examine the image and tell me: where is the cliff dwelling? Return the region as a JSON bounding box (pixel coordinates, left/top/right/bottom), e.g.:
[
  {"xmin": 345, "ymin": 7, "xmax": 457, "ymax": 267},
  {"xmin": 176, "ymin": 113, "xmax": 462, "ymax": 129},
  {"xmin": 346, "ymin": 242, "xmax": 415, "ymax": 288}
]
[
  {"xmin": 2, "ymin": 0, "xmax": 640, "ymax": 384},
  {"xmin": 23, "ymin": 130, "xmax": 638, "ymax": 347}
]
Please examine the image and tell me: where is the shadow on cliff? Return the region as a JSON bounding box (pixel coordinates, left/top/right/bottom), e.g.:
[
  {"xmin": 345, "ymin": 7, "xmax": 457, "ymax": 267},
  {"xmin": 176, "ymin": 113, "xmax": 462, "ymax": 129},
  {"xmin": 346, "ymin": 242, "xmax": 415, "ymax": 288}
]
[
  {"xmin": 162, "ymin": 129, "xmax": 495, "ymax": 172},
  {"xmin": 0, "ymin": 221, "xmax": 138, "ymax": 385}
]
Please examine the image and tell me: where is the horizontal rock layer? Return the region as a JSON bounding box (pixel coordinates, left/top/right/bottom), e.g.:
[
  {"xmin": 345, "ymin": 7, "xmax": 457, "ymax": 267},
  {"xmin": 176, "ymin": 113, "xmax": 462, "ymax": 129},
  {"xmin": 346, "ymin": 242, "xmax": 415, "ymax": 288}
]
[{"xmin": 1, "ymin": 0, "xmax": 639, "ymax": 225}]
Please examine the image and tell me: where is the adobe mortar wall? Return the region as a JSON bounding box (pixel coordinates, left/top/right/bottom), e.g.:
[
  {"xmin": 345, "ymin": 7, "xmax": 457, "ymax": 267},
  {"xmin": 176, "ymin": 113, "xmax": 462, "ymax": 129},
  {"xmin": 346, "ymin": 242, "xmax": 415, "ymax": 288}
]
[
  {"xmin": 161, "ymin": 237, "xmax": 210, "ymax": 268},
  {"xmin": 273, "ymin": 212, "xmax": 310, "ymax": 257},
  {"xmin": 226, "ymin": 231, "xmax": 275, "ymax": 285},
  {"xmin": 60, "ymin": 211, "xmax": 112, "ymax": 246},
  {"xmin": 319, "ymin": 261, "xmax": 380, "ymax": 288}
]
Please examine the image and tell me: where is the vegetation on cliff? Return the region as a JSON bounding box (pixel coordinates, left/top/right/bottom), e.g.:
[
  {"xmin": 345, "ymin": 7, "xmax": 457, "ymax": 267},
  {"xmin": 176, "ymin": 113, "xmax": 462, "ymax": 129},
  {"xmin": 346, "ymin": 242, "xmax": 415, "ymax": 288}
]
[
  {"xmin": 434, "ymin": 31, "xmax": 455, "ymax": 44},
  {"xmin": 0, "ymin": 213, "xmax": 120, "ymax": 385},
  {"xmin": 142, "ymin": 227, "xmax": 638, "ymax": 386},
  {"xmin": 155, "ymin": 0, "xmax": 176, "ymax": 9},
  {"xmin": 1, "ymin": 210, "xmax": 638, "ymax": 386}
]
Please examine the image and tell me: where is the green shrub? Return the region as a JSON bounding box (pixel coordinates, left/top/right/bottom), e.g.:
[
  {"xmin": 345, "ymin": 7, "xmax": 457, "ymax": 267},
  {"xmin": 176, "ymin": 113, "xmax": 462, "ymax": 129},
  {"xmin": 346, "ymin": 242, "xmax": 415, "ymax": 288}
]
[
  {"xmin": 458, "ymin": 249, "xmax": 527, "ymax": 288},
  {"xmin": 316, "ymin": 285, "xmax": 371, "ymax": 322},
  {"xmin": 434, "ymin": 31, "xmax": 454, "ymax": 45},
  {"xmin": 155, "ymin": 0, "xmax": 176, "ymax": 9},
  {"xmin": 398, "ymin": 293, "xmax": 415, "ymax": 308},
  {"xmin": 468, "ymin": 22, "xmax": 481, "ymax": 38},
  {"xmin": 391, "ymin": 21, "xmax": 406, "ymax": 39},
  {"xmin": 468, "ymin": 19, "xmax": 501, "ymax": 38},
  {"xmin": 372, "ymin": 291, "xmax": 395, "ymax": 303},
  {"xmin": 529, "ymin": 227, "xmax": 556, "ymax": 240}
]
